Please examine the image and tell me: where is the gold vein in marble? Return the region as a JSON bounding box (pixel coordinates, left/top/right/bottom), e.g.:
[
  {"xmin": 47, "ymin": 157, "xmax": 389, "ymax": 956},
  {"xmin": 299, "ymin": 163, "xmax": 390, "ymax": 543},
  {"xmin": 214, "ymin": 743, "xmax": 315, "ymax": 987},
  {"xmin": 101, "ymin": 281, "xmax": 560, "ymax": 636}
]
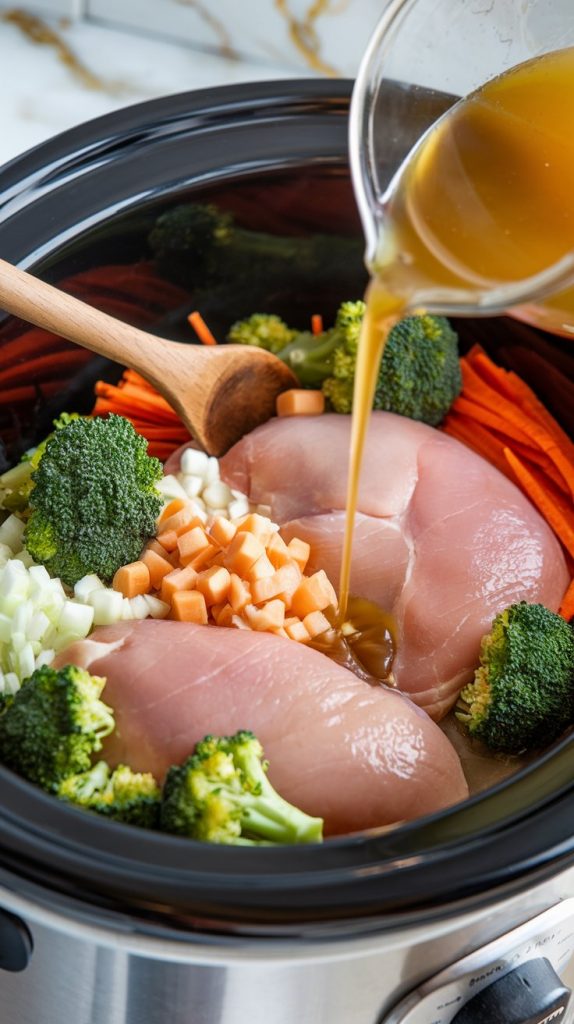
[
  {"xmin": 275, "ymin": 0, "xmax": 344, "ymax": 77},
  {"xmin": 175, "ymin": 0, "xmax": 239, "ymax": 62}
]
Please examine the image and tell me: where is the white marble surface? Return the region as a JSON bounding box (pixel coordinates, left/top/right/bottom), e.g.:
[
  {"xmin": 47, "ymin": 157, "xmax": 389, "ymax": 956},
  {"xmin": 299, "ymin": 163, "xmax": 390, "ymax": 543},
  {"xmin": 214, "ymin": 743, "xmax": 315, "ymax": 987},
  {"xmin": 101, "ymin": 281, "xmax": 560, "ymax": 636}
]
[{"xmin": 0, "ymin": 13, "xmax": 307, "ymax": 168}]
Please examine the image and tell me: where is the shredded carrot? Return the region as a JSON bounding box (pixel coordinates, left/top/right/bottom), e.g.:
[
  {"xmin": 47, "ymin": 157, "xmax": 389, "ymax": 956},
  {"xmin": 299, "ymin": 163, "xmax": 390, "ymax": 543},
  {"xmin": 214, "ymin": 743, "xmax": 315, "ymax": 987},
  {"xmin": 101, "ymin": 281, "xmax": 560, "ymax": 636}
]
[
  {"xmin": 466, "ymin": 346, "xmax": 574, "ymax": 460},
  {"xmin": 558, "ymin": 579, "xmax": 574, "ymax": 622},
  {"xmin": 503, "ymin": 449, "xmax": 574, "ymax": 560},
  {"xmin": 311, "ymin": 314, "xmax": 323, "ymax": 335},
  {"xmin": 188, "ymin": 311, "xmax": 218, "ymax": 346}
]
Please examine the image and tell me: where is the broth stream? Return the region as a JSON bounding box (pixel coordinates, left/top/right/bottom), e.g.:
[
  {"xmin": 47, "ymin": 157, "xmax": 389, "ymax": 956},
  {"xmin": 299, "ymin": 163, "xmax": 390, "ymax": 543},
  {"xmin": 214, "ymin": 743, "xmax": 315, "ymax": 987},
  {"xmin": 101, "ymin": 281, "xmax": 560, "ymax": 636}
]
[{"xmin": 338, "ymin": 45, "xmax": 574, "ymax": 646}]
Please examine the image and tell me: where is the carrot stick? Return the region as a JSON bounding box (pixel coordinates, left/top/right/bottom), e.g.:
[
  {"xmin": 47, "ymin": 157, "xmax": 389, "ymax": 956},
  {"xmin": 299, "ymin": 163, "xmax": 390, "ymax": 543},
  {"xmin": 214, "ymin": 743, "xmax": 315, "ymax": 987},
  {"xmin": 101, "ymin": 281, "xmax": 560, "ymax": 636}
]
[
  {"xmin": 0, "ymin": 349, "xmax": 92, "ymax": 388},
  {"xmin": 452, "ymin": 396, "xmax": 537, "ymax": 447},
  {"xmin": 503, "ymin": 448, "xmax": 574, "ymax": 559},
  {"xmin": 0, "ymin": 381, "xmax": 62, "ymax": 405},
  {"xmin": 466, "ymin": 349, "xmax": 574, "ymax": 460},
  {"xmin": 0, "ymin": 329, "xmax": 72, "ymax": 367},
  {"xmin": 311, "ymin": 314, "xmax": 323, "ymax": 335},
  {"xmin": 94, "ymin": 382, "xmax": 180, "ymax": 423},
  {"xmin": 146, "ymin": 442, "xmax": 180, "ymax": 460},
  {"xmin": 123, "ymin": 369, "xmax": 156, "ymax": 390},
  {"xmin": 558, "ymin": 579, "xmax": 574, "ymax": 621},
  {"xmin": 188, "ymin": 311, "xmax": 218, "ymax": 346}
]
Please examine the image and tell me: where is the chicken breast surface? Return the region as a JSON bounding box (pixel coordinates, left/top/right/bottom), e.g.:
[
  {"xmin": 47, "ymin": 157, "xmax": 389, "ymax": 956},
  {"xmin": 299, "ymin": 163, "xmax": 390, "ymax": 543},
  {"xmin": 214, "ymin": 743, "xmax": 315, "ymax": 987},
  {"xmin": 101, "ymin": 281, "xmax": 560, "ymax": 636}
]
[
  {"xmin": 57, "ymin": 621, "xmax": 469, "ymax": 836},
  {"xmin": 213, "ymin": 413, "xmax": 568, "ymax": 720}
]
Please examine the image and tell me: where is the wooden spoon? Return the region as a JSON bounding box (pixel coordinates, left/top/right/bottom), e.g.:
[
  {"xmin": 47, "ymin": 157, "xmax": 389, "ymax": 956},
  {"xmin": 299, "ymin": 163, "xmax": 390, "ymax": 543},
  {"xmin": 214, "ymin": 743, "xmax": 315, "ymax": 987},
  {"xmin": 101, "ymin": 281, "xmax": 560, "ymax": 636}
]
[{"xmin": 0, "ymin": 259, "xmax": 298, "ymax": 456}]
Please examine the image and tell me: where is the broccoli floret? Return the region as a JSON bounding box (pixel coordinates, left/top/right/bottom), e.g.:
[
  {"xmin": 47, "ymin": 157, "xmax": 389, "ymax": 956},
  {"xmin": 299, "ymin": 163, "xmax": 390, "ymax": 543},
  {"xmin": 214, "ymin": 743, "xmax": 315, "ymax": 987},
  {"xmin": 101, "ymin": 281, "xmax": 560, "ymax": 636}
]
[
  {"xmin": 374, "ymin": 314, "xmax": 462, "ymax": 425},
  {"xmin": 322, "ymin": 376, "xmax": 353, "ymax": 414},
  {"xmin": 0, "ymin": 412, "xmax": 80, "ymax": 515},
  {"xmin": 148, "ymin": 202, "xmax": 365, "ymax": 293},
  {"xmin": 58, "ymin": 761, "xmax": 161, "ymax": 829},
  {"xmin": 24, "ymin": 414, "xmax": 162, "ymax": 586},
  {"xmin": 161, "ymin": 730, "xmax": 323, "ymax": 845},
  {"xmin": 227, "ymin": 313, "xmax": 297, "ymax": 354},
  {"xmin": 456, "ymin": 602, "xmax": 574, "ymax": 753},
  {"xmin": 321, "ymin": 305, "xmax": 461, "ymax": 423},
  {"xmin": 229, "ymin": 303, "xmax": 364, "ymax": 389},
  {"xmin": 0, "ymin": 664, "xmax": 115, "ymax": 790}
]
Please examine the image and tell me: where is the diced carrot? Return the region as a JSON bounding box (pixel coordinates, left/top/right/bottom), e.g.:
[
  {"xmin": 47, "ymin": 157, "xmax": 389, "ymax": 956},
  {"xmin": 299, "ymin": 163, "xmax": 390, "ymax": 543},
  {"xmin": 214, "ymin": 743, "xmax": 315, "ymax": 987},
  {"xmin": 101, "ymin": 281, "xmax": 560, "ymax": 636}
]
[
  {"xmin": 224, "ymin": 531, "xmax": 265, "ymax": 576},
  {"xmin": 214, "ymin": 603, "xmax": 234, "ymax": 627},
  {"xmin": 236, "ymin": 513, "xmax": 276, "ymax": 545},
  {"xmin": 245, "ymin": 554, "xmax": 275, "ymax": 583},
  {"xmin": 158, "ymin": 498, "xmax": 186, "ymax": 524},
  {"xmin": 303, "ymin": 610, "xmax": 331, "ymax": 638},
  {"xmin": 156, "ymin": 529, "xmax": 179, "ymax": 552},
  {"xmin": 276, "ymin": 389, "xmax": 325, "ymax": 417},
  {"xmin": 229, "ymin": 574, "xmax": 251, "ymax": 613},
  {"xmin": 284, "ymin": 618, "xmax": 310, "ymax": 643},
  {"xmin": 559, "ymin": 579, "xmax": 574, "ymax": 622},
  {"xmin": 141, "ymin": 549, "xmax": 174, "ymax": 590},
  {"xmin": 160, "ymin": 565, "xmax": 198, "ymax": 604},
  {"xmin": 210, "ymin": 602, "xmax": 225, "ymax": 622},
  {"xmin": 210, "ymin": 551, "xmax": 226, "ymax": 567},
  {"xmin": 177, "ymin": 526, "xmax": 210, "ymax": 567},
  {"xmin": 112, "ymin": 560, "xmax": 151, "ymax": 598},
  {"xmin": 287, "ymin": 537, "xmax": 311, "ymax": 572},
  {"xmin": 196, "ymin": 566, "xmax": 231, "ymax": 606},
  {"xmin": 230, "ymin": 614, "xmax": 250, "ymax": 630},
  {"xmin": 272, "ymin": 627, "xmax": 289, "ymax": 638},
  {"xmin": 209, "ymin": 516, "xmax": 237, "ymax": 548},
  {"xmin": 160, "ymin": 506, "xmax": 201, "ymax": 537},
  {"xmin": 290, "ymin": 570, "xmax": 337, "ymax": 619},
  {"xmin": 266, "ymin": 532, "xmax": 291, "ymax": 569},
  {"xmin": 189, "ymin": 543, "xmax": 219, "ymax": 571},
  {"xmin": 170, "ymin": 590, "xmax": 208, "ymax": 624},
  {"xmin": 244, "ymin": 600, "xmax": 285, "ymax": 631},
  {"xmin": 145, "ymin": 538, "xmax": 175, "ymax": 562},
  {"xmin": 251, "ymin": 561, "xmax": 301, "ymax": 605}
]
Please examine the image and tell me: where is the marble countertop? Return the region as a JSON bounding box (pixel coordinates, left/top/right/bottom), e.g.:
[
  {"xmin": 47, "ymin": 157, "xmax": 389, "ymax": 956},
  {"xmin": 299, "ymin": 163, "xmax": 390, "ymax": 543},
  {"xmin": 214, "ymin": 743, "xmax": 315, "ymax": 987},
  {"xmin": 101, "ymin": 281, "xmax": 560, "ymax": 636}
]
[{"xmin": 0, "ymin": 12, "xmax": 307, "ymax": 168}]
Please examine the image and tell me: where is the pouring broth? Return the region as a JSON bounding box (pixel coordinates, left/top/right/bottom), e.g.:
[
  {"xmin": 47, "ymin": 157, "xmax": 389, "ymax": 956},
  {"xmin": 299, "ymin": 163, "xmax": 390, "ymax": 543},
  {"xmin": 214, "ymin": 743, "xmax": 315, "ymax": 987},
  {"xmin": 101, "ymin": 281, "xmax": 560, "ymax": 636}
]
[{"xmin": 340, "ymin": 46, "xmax": 574, "ymax": 630}]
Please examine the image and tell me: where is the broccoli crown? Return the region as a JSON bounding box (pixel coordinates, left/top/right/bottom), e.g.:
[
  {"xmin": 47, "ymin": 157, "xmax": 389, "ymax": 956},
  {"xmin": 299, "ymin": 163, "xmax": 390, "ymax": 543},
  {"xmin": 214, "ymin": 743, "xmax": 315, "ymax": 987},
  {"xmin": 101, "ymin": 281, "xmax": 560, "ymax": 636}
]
[
  {"xmin": 321, "ymin": 307, "xmax": 461, "ymax": 423},
  {"xmin": 374, "ymin": 314, "xmax": 461, "ymax": 425},
  {"xmin": 24, "ymin": 414, "xmax": 162, "ymax": 586},
  {"xmin": 161, "ymin": 730, "xmax": 323, "ymax": 845},
  {"xmin": 148, "ymin": 203, "xmax": 234, "ymax": 286},
  {"xmin": 0, "ymin": 664, "xmax": 115, "ymax": 790},
  {"xmin": 58, "ymin": 761, "xmax": 161, "ymax": 829},
  {"xmin": 322, "ymin": 376, "xmax": 353, "ymax": 414},
  {"xmin": 227, "ymin": 314, "xmax": 297, "ymax": 354},
  {"xmin": 457, "ymin": 602, "xmax": 574, "ymax": 753}
]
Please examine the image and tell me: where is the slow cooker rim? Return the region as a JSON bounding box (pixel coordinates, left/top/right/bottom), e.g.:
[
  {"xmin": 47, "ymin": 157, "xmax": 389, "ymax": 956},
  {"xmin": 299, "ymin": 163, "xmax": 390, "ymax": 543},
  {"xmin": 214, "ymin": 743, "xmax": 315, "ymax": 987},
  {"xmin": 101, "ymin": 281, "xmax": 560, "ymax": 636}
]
[{"xmin": 0, "ymin": 78, "xmax": 572, "ymax": 930}]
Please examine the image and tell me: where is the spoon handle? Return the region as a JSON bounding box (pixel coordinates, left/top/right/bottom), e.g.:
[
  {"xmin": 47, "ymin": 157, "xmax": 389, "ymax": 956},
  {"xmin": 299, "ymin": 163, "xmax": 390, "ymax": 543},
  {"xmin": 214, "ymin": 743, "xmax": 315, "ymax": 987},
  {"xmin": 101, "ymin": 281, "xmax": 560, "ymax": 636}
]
[{"xmin": 0, "ymin": 258, "xmax": 169, "ymax": 377}]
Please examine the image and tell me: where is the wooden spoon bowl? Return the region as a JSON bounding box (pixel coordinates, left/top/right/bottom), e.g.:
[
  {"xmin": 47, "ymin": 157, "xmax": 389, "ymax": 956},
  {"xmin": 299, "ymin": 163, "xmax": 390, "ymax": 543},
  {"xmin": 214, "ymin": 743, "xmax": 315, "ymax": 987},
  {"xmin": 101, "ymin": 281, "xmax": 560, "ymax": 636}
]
[{"xmin": 0, "ymin": 259, "xmax": 297, "ymax": 456}]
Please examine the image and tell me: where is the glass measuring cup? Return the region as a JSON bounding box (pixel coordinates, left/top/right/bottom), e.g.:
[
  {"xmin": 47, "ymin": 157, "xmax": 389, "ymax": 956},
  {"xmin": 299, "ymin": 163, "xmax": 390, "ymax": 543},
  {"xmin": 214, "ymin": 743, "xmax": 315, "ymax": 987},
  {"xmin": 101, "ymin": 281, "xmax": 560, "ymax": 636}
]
[{"xmin": 349, "ymin": 0, "xmax": 574, "ymax": 332}]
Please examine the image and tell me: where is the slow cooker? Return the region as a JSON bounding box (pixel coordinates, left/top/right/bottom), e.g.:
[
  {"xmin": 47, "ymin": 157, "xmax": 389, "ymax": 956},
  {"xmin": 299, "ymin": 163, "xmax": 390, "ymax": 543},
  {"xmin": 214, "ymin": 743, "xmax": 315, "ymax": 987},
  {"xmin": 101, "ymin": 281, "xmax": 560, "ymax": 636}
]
[{"xmin": 0, "ymin": 80, "xmax": 572, "ymax": 1024}]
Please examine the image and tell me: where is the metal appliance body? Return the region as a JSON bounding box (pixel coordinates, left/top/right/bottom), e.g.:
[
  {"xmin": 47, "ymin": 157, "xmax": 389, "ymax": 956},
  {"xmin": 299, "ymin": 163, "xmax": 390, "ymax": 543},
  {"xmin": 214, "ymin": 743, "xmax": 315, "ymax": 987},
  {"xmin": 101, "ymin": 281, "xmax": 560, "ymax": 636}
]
[{"xmin": 0, "ymin": 869, "xmax": 573, "ymax": 1023}]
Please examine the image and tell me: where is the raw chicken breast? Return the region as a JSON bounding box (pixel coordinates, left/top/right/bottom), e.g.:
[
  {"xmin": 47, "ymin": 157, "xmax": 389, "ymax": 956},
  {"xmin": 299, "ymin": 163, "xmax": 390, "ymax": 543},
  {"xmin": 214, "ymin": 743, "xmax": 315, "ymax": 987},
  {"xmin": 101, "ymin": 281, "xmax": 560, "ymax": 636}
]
[
  {"xmin": 57, "ymin": 620, "xmax": 469, "ymax": 836},
  {"xmin": 215, "ymin": 413, "xmax": 568, "ymax": 720}
]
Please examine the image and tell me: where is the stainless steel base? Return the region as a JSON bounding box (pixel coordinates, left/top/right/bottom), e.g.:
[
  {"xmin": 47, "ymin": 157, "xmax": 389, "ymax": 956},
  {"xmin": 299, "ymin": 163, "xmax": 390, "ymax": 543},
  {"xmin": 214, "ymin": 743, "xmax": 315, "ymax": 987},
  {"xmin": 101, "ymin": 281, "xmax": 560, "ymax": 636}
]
[{"xmin": 1, "ymin": 867, "xmax": 573, "ymax": 1024}]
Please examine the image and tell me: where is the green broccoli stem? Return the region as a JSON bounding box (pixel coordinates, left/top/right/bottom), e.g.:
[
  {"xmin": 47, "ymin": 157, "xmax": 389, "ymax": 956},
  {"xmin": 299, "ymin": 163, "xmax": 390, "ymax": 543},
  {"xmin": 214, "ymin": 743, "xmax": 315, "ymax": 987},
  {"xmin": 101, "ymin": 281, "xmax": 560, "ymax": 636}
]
[
  {"xmin": 233, "ymin": 745, "xmax": 323, "ymax": 843},
  {"xmin": 236, "ymin": 792, "xmax": 320, "ymax": 844},
  {"xmin": 278, "ymin": 330, "xmax": 342, "ymax": 388}
]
